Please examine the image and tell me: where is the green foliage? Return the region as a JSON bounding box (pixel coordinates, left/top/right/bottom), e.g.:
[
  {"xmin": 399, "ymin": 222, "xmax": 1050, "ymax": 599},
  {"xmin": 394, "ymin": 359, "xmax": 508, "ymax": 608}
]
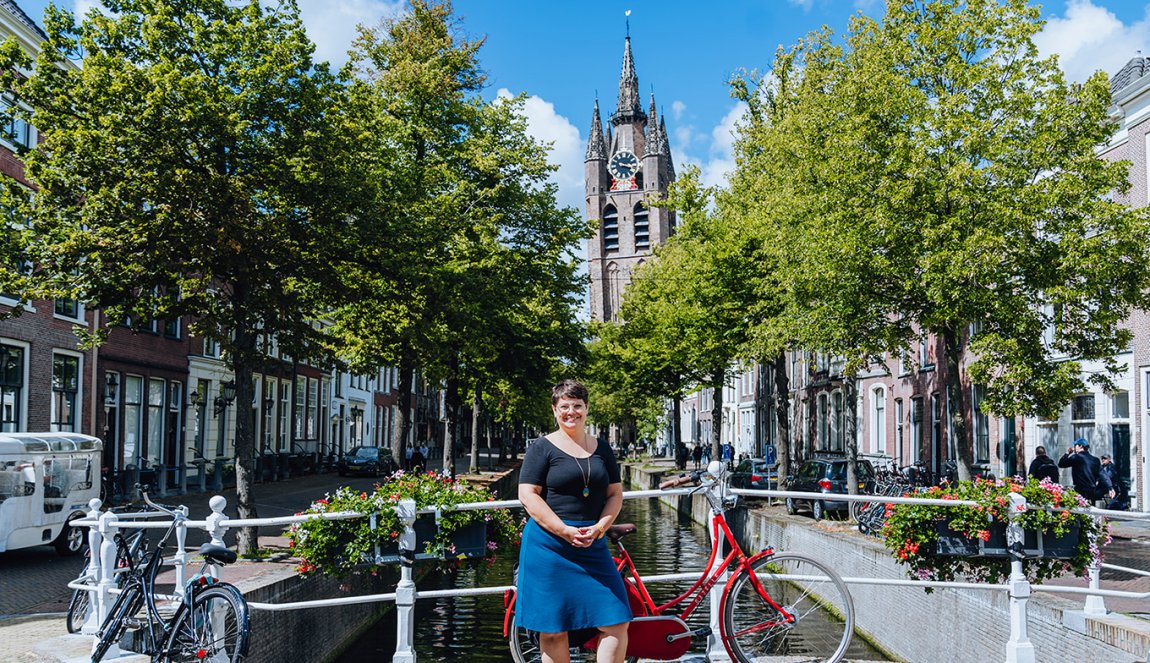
[
  {"xmin": 286, "ymin": 471, "xmax": 520, "ymax": 578},
  {"xmin": 883, "ymin": 477, "xmax": 1108, "ymax": 589}
]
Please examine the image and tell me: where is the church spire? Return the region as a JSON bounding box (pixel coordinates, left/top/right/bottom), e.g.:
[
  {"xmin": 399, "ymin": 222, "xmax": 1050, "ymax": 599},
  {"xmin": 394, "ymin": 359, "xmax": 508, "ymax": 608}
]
[
  {"xmin": 586, "ymin": 98, "xmax": 606, "ymax": 161},
  {"xmin": 645, "ymin": 94, "xmax": 661, "ymax": 155},
  {"xmin": 613, "ymin": 36, "xmax": 645, "ymax": 125}
]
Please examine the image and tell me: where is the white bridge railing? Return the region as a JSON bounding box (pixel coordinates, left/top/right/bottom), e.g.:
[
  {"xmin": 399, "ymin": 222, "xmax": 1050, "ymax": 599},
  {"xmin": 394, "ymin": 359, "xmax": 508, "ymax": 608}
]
[{"xmin": 71, "ymin": 485, "xmax": 1150, "ymax": 663}]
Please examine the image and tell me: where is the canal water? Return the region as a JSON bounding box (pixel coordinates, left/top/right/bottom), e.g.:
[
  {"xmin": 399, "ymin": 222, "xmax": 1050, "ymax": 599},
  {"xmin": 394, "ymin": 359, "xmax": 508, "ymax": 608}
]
[{"xmin": 336, "ymin": 496, "xmax": 890, "ymax": 661}]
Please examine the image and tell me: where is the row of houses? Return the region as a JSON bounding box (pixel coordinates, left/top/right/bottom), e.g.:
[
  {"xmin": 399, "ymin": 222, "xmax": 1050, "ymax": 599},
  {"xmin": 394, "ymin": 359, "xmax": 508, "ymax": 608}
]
[
  {"xmin": 674, "ymin": 55, "xmax": 1150, "ymax": 509},
  {"xmin": 0, "ymin": 1, "xmax": 453, "ymax": 497}
]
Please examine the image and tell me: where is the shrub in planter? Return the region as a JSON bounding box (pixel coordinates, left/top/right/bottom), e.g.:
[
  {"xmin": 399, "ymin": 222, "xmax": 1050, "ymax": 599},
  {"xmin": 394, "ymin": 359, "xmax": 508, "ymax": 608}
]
[
  {"xmin": 286, "ymin": 470, "xmax": 520, "ymax": 577},
  {"xmin": 882, "ymin": 477, "xmax": 1109, "ymax": 589}
]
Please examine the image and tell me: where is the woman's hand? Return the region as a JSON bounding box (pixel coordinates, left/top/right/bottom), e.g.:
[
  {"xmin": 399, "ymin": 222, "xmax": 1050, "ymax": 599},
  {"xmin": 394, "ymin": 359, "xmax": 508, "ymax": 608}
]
[{"xmin": 568, "ymin": 525, "xmax": 599, "ymax": 548}]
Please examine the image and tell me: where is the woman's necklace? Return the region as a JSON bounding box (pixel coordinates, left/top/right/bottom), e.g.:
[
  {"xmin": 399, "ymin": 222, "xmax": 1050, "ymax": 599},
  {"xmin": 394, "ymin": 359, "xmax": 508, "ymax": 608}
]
[{"xmin": 576, "ymin": 453, "xmax": 591, "ymax": 498}]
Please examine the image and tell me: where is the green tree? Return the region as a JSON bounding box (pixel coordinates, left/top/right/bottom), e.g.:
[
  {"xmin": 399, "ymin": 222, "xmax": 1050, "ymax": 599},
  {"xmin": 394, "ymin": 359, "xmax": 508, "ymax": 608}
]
[
  {"xmin": 0, "ymin": 0, "xmax": 362, "ymax": 553},
  {"xmin": 731, "ymin": 0, "xmax": 1150, "ymax": 480}
]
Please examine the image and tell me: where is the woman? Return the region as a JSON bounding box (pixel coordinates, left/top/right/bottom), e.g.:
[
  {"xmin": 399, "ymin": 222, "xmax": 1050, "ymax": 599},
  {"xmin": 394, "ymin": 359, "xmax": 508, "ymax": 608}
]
[{"xmin": 517, "ymin": 379, "xmax": 630, "ymax": 663}]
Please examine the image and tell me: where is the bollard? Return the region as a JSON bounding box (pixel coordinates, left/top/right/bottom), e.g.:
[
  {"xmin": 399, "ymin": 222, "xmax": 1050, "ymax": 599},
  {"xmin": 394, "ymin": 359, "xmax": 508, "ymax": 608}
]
[
  {"xmin": 81, "ymin": 498, "xmax": 103, "ymax": 635},
  {"xmin": 92, "ymin": 511, "xmax": 121, "ymax": 658},
  {"xmin": 1004, "ymin": 492, "xmax": 1035, "ymax": 663},
  {"xmin": 156, "ymin": 464, "xmax": 169, "ymax": 499},
  {"xmin": 210, "ymin": 457, "xmax": 225, "ymax": 492},
  {"xmin": 178, "ymin": 463, "xmax": 188, "ymax": 495},
  {"xmin": 393, "ymin": 498, "xmax": 418, "ymax": 663},
  {"xmin": 205, "ymin": 495, "xmax": 229, "ymax": 579},
  {"xmin": 193, "ymin": 457, "xmax": 207, "ymax": 493},
  {"xmin": 173, "ymin": 506, "xmax": 189, "ymax": 599},
  {"xmin": 124, "ymin": 465, "xmax": 140, "ymax": 501}
]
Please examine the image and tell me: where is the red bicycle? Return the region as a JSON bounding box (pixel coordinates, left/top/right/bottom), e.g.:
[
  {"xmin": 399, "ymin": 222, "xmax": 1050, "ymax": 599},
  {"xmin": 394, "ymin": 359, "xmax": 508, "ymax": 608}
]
[{"xmin": 504, "ymin": 462, "xmax": 856, "ymax": 662}]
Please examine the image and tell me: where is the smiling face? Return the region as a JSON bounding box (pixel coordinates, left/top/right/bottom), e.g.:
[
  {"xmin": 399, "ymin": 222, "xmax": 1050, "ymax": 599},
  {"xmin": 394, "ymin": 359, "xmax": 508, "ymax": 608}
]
[{"xmin": 552, "ymin": 396, "xmax": 588, "ymax": 434}]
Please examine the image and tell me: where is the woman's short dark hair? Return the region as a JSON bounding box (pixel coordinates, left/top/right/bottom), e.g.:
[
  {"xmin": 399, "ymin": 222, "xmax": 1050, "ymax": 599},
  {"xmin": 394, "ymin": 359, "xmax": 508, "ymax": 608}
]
[{"xmin": 551, "ymin": 379, "xmax": 589, "ymax": 405}]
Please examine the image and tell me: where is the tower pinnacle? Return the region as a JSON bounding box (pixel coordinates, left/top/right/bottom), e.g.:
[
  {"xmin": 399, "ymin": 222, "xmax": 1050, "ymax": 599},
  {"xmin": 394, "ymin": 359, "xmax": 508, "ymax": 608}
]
[
  {"xmin": 586, "ymin": 98, "xmax": 606, "ymax": 161},
  {"xmin": 613, "ymin": 36, "xmax": 646, "ymax": 125}
]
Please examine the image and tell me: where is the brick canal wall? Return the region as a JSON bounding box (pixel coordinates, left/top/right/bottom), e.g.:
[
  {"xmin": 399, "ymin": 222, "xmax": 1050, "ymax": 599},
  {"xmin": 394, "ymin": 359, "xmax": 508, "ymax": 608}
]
[{"xmin": 621, "ymin": 462, "xmax": 1150, "ymax": 663}]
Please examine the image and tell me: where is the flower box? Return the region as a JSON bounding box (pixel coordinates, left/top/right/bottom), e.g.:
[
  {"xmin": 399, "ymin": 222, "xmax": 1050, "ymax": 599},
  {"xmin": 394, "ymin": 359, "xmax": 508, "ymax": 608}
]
[
  {"xmin": 934, "ymin": 521, "xmax": 1079, "ymax": 559},
  {"xmin": 372, "ymin": 518, "xmax": 488, "ymax": 562}
]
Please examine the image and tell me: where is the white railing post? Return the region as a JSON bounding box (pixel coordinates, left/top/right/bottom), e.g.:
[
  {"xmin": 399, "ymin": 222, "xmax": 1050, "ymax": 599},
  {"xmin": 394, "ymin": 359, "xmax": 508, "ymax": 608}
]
[
  {"xmin": 393, "ymin": 498, "xmax": 418, "ymax": 663},
  {"xmin": 173, "ymin": 505, "xmax": 190, "ymax": 598},
  {"xmin": 92, "ymin": 510, "xmax": 121, "ymax": 658},
  {"xmin": 205, "ymin": 495, "xmax": 229, "ymax": 579},
  {"xmin": 1004, "ymin": 493, "xmax": 1035, "ymax": 663},
  {"xmin": 1083, "ymin": 512, "xmax": 1107, "ymax": 615},
  {"xmin": 81, "ymin": 498, "xmax": 103, "ymax": 635},
  {"xmin": 706, "ymin": 508, "xmax": 731, "ymax": 662}
]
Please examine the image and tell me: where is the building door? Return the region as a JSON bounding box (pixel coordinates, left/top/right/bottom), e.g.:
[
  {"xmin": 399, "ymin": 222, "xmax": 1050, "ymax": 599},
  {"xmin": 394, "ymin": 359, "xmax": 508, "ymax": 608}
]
[{"xmin": 1112, "ymin": 423, "xmax": 1131, "ymax": 504}]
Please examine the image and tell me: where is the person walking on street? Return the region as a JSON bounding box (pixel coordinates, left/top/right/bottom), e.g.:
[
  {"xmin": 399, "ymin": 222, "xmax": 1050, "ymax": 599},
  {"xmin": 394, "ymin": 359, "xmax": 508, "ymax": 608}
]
[
  {"xmin": 1101, "ymin": 454, "xmax": 1126, "ymax": 510},
  {"xmin": 516, "ymin": 379, "xmax": 630, "ymax": 662},
  {"xmin": 404, "ymin": 444, "xmax": 414, "ymax": 471},
  {"xmin": 1027, "ymin": 446, "xmax": 1060, "ymax": 484},
  {"xmin": 691, "ymin": 444, "xmax": 703, "ymax": 470},
  {"xmin": 1058, "ymin": 439, "xmax": 1114, "ymax": 506}
]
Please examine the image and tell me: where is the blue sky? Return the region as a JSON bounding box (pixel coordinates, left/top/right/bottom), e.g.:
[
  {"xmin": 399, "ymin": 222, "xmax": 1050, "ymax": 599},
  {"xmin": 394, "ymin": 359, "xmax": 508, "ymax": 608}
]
[{"xmin": 12, "ymin": 0, "xmax": 1150, "ymax": 218}]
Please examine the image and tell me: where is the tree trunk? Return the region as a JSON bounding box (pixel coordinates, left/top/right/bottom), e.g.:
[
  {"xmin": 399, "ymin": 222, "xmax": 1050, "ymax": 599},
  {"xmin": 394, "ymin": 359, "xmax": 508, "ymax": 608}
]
[
  {"xmin": 710, "ymin": 371, "xmax": 724, "ymax": 461},
  {"xmin": 469, "ymin": 389, "xmax": 482, "ymax": 474},
  {"xmin": 671, "ymin": 392, "xmax": 682, "ymax": 458},
  {"xmin": 231, "ymin": 320, "xmax": 260, "ymax": 555},
  {"xmin": 443, "ymin": 367, "xmax": 459, "ymax": 478},
  {"xmin": 843, "ymin": 375, "xmax": 859, "ymax": 496},
  {"xmin": 942, "ymin": 326, "xmax": 973, "ymax": 481},
  {"xmin": 391, "ymin": 355, "xmax": 414, "ymax": 473},
  {"xmin": 772, "ymin": 351, "xmax": 792, "ymax": 488}
]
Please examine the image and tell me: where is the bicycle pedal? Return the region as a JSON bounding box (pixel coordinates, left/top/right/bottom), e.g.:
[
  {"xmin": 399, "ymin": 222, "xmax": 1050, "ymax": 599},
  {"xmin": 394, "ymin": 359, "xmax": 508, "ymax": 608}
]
[{"xmin": 690, "ymin": 627, "xmax": 712, "ymax": 638}]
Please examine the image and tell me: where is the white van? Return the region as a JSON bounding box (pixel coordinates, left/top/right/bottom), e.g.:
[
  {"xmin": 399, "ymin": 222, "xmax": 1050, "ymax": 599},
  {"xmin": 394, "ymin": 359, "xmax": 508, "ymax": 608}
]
[{"xmin": 0, "ymin": 432, "xmax": 101, "ymax": 555}]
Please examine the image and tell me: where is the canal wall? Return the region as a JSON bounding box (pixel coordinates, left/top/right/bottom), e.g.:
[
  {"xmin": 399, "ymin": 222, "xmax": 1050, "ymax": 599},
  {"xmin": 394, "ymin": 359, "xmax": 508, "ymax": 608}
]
[
  {"xmin": 621, "ymin": 462, "xmax": 1150, "ymax": 663},
  {"xmin": 234, "ymin": 464, "xmax": 522, "ymax": 663}
]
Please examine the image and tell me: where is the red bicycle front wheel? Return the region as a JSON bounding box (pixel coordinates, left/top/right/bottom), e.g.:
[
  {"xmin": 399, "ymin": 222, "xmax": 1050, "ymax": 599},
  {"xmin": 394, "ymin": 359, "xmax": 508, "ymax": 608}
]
[{"xmin": 720, "ymin": 552, "xmax": 854, "ymax": 662}]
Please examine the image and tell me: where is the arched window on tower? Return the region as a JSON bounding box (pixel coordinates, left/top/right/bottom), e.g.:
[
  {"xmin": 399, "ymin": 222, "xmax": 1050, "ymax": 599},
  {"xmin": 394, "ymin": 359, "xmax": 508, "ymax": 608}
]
[
  {"xmin": 633, "ymin": 203, "xmax": 649, "ymax": 251},
  {"xmin": 602, "ymin": 206, "xmax": 619, "ymax": 253}
]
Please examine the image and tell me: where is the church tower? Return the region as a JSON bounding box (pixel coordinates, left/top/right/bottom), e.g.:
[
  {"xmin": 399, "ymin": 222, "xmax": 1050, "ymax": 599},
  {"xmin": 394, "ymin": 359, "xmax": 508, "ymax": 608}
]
[{"xmin": 587, "ymin": 35, "xmax": 676, "ymax": 323}]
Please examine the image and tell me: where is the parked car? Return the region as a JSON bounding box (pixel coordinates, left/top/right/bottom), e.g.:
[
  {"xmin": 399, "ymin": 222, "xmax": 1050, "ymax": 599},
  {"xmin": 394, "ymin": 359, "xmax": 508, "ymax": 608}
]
[
  {"xmin": 730, "ymin": 458, "xmax": 778, "ymax": 493},
  {"xmin": 785, "ymin": 457, "xmax": 875, "ymax": 520},
  {"xmin": 336, "ymin": 446, "xmax": 395, "ymax": 478}
]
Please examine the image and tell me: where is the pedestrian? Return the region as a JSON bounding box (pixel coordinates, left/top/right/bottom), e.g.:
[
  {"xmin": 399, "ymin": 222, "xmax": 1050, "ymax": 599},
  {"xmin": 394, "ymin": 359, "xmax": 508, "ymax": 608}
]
[
  {"xmin": 411, "ymin": 446, "xmax": 426, "ymax": 473},
  {"xmin": 419, "ymin": 442, "xmax": 429, "ymax": 463},
  {"xmin": 1057, "ymin": 439, "xmax": 1114, "ymax": 506},
  {"xmin": 675, "ymin": 442, "xmax": 688, "ymax": 470},
  {"xmin": 1027, "ymin": 446, "xmax": 1060, "ymax": 484},
  {"xmin": 516, "ymin": 379, "xmax": 630, "ymax": 661},
  {"xmin": 702, "ymin": 444, "xmax": 711, "ymax": 464},
  {"xmin": 691, "ymin": 444, "xmax": 703, "ymax": 470},
  {"xmin": 1101, "ymin": 454, "xmax": 1127, "ymax": 510},
  {"xmin": 404, "ymin": 444, "xmax": 414, "ymax": 471}
]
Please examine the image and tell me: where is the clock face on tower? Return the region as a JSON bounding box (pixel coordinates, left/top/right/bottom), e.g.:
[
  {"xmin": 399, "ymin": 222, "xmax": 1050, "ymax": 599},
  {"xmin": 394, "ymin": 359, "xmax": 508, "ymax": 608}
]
[{"xmin": 608, "ymin": 150, "xmax": 639, "ymax": 180}]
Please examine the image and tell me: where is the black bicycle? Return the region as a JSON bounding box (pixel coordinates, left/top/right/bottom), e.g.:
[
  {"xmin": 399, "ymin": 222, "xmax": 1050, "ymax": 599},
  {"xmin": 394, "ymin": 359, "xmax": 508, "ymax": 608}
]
[
  {"xmin": 91, "ymin": 491, "xmax": 250, "ymax": 663},
  {"xmin": 66, "ymin": 524, "xmax": 148, "ymax": 634}
]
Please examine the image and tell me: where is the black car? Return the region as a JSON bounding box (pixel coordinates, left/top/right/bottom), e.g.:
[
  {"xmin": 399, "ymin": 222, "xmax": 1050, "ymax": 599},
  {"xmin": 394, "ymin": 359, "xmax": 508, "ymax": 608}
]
[
  {"xmin": 785, "ymin": 457, "xmax": 875, "ymax": 520},
  {"xmin": 730, "ymin": 458, "xmax": 778, "ymax": 492},
  {"xmin": 336, "ymin": 446, "xmax": 395, "ymax": 477}
]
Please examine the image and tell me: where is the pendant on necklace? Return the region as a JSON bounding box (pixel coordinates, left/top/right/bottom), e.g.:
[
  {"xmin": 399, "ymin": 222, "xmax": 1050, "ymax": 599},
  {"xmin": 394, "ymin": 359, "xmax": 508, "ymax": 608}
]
[{"xmin": 582, "ymin": 486, "xmax": 590, "ymax": 498}]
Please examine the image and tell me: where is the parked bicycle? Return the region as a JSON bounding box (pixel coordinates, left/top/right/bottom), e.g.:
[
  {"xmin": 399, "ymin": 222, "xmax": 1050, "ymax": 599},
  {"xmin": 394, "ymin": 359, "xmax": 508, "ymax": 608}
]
[
  {"xmin": 91, "ymin": 490, "xmax": 250, "ymax": 663},
  {"xmin": 66, "ymin": 522, "xmax": 149, "ymax": 634},
  {"xmin": 851, "ymin": 469, "xmax": 915, "ymax": 538},
  {"xmin": 504, "ymin": 461, "xmax": 855, "ymax": 662}
]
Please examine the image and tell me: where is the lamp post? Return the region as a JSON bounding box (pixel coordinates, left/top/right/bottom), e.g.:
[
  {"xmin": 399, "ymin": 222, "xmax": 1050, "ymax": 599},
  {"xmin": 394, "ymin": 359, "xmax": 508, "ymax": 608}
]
[
  {"xmin": 210, "ymin": 380, "xmax": 236, "ymax": 492},
  {"xmin": 189, "ymin": 388, "xmax": 207, "ymax": 492}
]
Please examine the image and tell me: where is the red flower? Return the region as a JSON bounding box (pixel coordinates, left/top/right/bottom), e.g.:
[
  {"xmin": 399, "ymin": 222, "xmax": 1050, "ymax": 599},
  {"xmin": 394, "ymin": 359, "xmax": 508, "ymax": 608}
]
[{"xmin": 978, "ymin": 530, "xmax": 991, "ymax": 541}]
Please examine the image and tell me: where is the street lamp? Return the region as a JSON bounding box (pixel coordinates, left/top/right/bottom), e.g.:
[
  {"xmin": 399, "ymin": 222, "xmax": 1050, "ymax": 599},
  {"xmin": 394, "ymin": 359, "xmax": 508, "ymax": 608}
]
[
  {"xmin": 102, "ymin": 372, "xmax": 119, "ymax": 502},
  {"xmin": 210, "ymin": 380, "xmax": 236, "ymax": 491},
  {"xmin": 214, "ymin": 380, "xmax": 236, "ymax": 416}
]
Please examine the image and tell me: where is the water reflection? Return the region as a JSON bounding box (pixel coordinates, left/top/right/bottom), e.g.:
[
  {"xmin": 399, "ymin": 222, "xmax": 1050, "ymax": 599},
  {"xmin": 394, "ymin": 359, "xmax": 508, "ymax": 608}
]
[{"xmin": 336, "ymin": 497, "xmax": 887, "ymax": 661}]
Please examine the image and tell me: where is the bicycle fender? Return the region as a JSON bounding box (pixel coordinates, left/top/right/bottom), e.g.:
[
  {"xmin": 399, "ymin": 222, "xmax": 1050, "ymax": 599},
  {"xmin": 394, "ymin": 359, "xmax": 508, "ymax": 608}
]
[{"xmin": 502, "ymin": 589, "xmax": 516, "ymax": 638}]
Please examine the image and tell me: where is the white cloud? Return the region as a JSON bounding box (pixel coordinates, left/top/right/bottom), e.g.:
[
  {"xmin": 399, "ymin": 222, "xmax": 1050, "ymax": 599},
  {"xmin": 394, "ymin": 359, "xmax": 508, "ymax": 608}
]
[
  {"xmin": 1034, "ymin": 0, "xmax": 1150, "ymax": 83},
  {"xmin": 671, "ymin": 100, "xmax": 686, "ymax": 122},
  {"xmin": 667, "ymin": 103, "xmax": 746, "ymax": 190},
  {"xmin": 296, "ymin": 0, "xmax": 406, "ymax": 68},
  {"xmin": 496, "ymin": 88, "xmax": 584, "ymax": 215},
  {"xmin": 787, "ymin": 0, "xmax": 815, "ymax": 11}
]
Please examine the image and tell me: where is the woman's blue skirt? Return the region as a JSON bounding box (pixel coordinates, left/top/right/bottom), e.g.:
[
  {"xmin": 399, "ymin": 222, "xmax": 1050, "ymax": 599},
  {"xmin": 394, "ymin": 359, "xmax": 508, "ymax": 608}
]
[{"xmin": 515, "ymin": 518, "xmax": 632, "ymax": 633}]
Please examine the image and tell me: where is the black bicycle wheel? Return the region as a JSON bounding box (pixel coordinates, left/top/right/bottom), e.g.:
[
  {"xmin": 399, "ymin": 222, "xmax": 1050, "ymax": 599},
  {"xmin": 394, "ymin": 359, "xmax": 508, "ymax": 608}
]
[
  {"xmin": 92, "ymin": 586, "xmax": 143, "ymax": 663},
  {"xmin": 65, "ymin": 586, "xmax": 90, "ymax": 634},
  {"xmin": 721, "ymin": 552, "xmax": 854, "ymax": 663},
  {"xmin": 162, "ymin": 584, "xmax": 250, "ymax": 663}
]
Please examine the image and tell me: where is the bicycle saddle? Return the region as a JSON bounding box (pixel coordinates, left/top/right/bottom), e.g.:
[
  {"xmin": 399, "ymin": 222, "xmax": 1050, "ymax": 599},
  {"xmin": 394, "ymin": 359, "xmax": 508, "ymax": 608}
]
[
  {"xmin": 199, "ymin": 543, "xmax": 238, "ymax": 566},
  {"xmin": 605, "ymin": 523, "xmax": 636, "ymax": 543}
]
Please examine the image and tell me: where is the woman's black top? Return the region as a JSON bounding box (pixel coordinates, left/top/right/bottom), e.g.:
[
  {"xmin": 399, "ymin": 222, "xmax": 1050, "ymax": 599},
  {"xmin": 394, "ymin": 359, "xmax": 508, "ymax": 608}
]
[{"xmin": 519, "ymin": 437, "xmax": 621, "ymax": 521}]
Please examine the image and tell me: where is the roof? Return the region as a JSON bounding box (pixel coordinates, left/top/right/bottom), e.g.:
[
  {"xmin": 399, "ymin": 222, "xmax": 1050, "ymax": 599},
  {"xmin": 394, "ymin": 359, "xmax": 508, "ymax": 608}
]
[
  {"xmin": 0, "ymin": 0, "xmax": 46, "ymax": 41},
  {"xmin": 1110, "ymin": 56, "xmax": 1150, "ymax": 95},
  {"xmin": 0, "ymin": 433, "xmax": 102, "ymax": 455}
]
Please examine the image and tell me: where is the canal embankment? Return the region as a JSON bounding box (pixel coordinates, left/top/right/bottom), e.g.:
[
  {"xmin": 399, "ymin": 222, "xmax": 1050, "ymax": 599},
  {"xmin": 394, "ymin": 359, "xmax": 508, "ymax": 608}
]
[{"xmin": 621, "ymin": 460, "xmax": 1150, "ymax": 663}]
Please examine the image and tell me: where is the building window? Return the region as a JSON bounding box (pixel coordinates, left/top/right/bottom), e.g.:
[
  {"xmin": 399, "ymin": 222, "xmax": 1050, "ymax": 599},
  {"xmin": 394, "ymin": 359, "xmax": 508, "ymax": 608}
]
[
  {"xmin": 0, "ymin": 344, "xmax": 23, "ymax": 432},
  {"xmin": 910, "ymin": 396, "xmax": 923, "ymax": 463},
  {"xmin": 54, "ymin": 298, "xmax": 81, "ymax": 320},
  {"xmin": 1071, "ymin": 394, "xmax": 1095, "ymax": 444},
  {"xmin": 602, "ymin": 206, "xmax": 619, "ymax": 253},
  {"xmin": 1, "ymin": 97, "xmax": 33, "ymax": 149},
  {"xmin": 262, "ymin": 379, "xmax": 276, "ymax": 453},
  {"xmin": 146, "ymin": 379, "xmax": 165, "ymax": 466},
  {"xmin": 278, "ymin": 383, "xmax": 290, "ymax": 452},
  {"xmin": 894, "ymin": 398, "xmax": 904, "ymax": 462},
  {"xmin": 817, "ymin": 393, "xmax": 829, "ymax": 450},
  {"xmin": 930, "ymin": 393, "xmax": 941, "ymax": 462},
  {"xmin": 294, "ymin": 378, "xmax": 305, "ymax": 446},
  {"xmin": 871, "ymin": 387, "xmax": 886, "ymax": 454},
  {"xmin": 307, "ymin": 377, "xmax": 318, "ymax": 440},
  {"xmin": 973, "ymin": 385, "xmax": 989, "ymax": 463},
  {"xmin": 204, "ymin": 337, "xmax": 219, "ymax": 358},
  {"xmin": 163, "ymin": 317, "xmax": 181, "ymax": 339},
  {"xmin": 633, "ymin": 203, "xmax": 649, "ymax": 251},
  {"xmin": 831, "ymin": 391, "xmax": 843, "ymax": 452},
  {"xmin": 919, "ymin": 335, "xmax": 932, "ymax": 369},
  {"xmin": 51, "ymin": 353, "xmax": 80, "ymax": 432},
  {"xmin": 123, "ymin": 376, "xmax": 142, "ymax": 466},
  {"xmin": 1112, "ymin": 391, "xmax": 1130, "ymax": 420}
]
